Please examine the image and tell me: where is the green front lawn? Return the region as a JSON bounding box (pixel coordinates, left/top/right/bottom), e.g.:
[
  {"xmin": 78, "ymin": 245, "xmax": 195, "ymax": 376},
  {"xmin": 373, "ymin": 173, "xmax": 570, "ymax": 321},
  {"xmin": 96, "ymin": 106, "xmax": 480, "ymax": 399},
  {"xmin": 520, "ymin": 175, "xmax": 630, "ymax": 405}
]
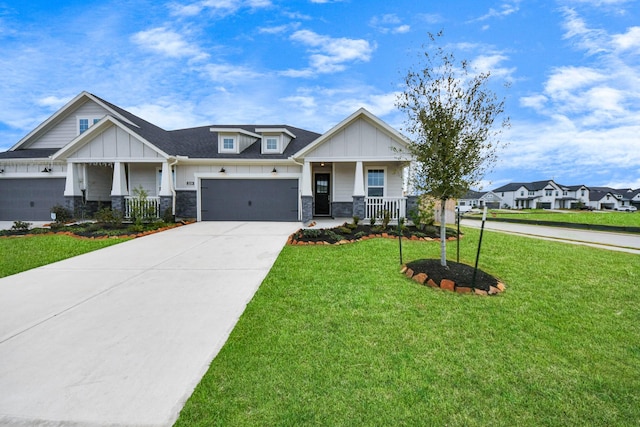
[
  {"xmin": 0, "ymin": 235, "xmax": 129, "ymax": 278},
  {"xmin": 475, "ymin": 209, "xmax": 640, "ymax": 227},
  {"xmin": 176, "ymin": 229, "xmax": 640, "ymax": 426}
]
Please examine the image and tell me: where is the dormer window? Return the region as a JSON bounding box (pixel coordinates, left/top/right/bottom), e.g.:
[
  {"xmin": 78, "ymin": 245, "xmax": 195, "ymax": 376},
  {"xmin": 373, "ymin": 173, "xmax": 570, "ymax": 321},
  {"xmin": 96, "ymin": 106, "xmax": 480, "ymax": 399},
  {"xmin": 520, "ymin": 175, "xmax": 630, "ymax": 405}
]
[
  {"xmin": 266, "ymin": 138, "xmax": 278, "ymax": 150},
  {"xmin": 222, "ymin": 137, "xmax": 235, "ymax": 151},
  {"xmin": 78, "ymin": 117, "xmax": 101, "ymax": 134},
  {"xmin": 256, "ymin": 128, "xmax": 296, "ymax": 154}
]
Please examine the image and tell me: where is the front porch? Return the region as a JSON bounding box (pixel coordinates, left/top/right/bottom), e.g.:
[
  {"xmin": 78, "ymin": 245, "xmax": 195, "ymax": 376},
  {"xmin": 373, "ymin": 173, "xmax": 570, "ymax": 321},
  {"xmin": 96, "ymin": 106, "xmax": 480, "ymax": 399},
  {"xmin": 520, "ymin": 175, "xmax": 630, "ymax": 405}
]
[
  {"xmin": 300, "ymin": 160, "xmax": 413, "ymax": 223},
  {"xmin": 63, "ymin": 160, "xmax": 173, "ymax": 220}
]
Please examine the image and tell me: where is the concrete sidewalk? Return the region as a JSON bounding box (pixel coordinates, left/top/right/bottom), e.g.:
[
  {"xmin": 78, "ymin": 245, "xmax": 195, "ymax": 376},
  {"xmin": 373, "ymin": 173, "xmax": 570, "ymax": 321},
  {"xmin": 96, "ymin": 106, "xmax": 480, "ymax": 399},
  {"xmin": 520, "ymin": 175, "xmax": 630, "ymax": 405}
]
[
  {"xmin": 460, "ymin": 219, "xmax": 640, "ymax": 255},
  {"xmin": 0, "ymin": 221, "xmax": 300, "ymax": 426}
]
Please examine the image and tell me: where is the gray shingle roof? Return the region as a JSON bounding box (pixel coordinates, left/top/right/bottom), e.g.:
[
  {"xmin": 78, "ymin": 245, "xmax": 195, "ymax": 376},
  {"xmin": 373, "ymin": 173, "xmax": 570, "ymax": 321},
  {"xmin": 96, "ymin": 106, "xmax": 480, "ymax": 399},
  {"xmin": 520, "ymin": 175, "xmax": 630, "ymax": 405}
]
[{"xmin": 0, "ymin": 148, "xmax": 58, "ymax": 159}]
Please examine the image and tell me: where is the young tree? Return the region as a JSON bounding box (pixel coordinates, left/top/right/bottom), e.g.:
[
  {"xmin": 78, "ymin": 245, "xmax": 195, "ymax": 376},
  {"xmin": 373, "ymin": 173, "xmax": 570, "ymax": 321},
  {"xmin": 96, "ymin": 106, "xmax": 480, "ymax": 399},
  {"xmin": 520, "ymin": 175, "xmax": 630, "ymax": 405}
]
[{"xmin": 396, "ymin": 32, "xmax": 509, "ymax": 267}]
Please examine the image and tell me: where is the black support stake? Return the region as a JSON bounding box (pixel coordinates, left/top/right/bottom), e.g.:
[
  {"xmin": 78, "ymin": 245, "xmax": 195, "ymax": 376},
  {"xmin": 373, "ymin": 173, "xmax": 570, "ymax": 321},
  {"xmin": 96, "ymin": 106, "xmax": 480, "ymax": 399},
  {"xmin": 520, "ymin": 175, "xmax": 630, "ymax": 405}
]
[{"xmin": 472, "ymin": 206, "xmax": 487, "ymax": 288}]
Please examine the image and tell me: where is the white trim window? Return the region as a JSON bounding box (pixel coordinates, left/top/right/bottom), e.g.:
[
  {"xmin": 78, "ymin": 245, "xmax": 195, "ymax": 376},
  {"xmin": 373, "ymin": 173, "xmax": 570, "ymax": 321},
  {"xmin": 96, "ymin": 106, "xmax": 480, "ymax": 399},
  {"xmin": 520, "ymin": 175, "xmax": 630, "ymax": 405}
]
[
  {"xmin": 366, "ymin": 168, "xmax": 385, "ymax": 197},
  {"xmin": 78, "ymin": 117, "xmax": 101, "ymax": 134},
  {"xmin": 265, "ymin": 137, "xmax": 278, "ymax": 152},
  {"xmin": 220, "ymin": 136, "xmax": 236, "ymax": 153}
]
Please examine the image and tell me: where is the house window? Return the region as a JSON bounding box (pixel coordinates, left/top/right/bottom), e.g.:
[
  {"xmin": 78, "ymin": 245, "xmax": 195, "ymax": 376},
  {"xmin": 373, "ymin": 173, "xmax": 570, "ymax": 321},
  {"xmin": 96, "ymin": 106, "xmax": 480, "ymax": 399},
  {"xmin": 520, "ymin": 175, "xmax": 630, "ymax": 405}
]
[
  {"xmin": 367, "ymin": 169, "xmax": 384, "ymax": 197},
  {"xmin": 581, "ymin": 190, "xmax": 585, "ymax": 197},
  {"xmin": 222, "ymin": 137, "xmax": 235, "ymax": 151},
  {"xmin": 266, "ymin": 137, "xmax": 278, "ymax": 151},
  {"xmin": 545, "ymin": 189, "xmax": 553, "ymax": 196},
  {"xmin": 529, "ymin": 191, "xmax": 535, "ymax": 196},
  {"xmin": 520, "ymin": 191, "xmax": 524, "ymax": 196},
  {"xmin": 78, "ymin": 118, "xmax": 101, "ymax": 134}
]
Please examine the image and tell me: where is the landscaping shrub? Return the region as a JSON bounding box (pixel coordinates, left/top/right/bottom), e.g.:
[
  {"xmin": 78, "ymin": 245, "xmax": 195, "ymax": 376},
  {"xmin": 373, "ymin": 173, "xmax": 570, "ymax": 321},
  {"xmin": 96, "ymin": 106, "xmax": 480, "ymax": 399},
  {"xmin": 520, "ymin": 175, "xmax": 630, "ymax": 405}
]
[
  {"xmin": 338, "ymin": 226, "xmax": 352, "ymax": 234},
  {"xmin": 94, "ymin": 207, "xmax": 123, "ymax": 226},
  {"xmin": 302, "ymin": 228, "xmax": 321, "ymax": 238},
  {"xmin": 50, "ymin": 204, "xmax": 72, "ymax": 224},
  {"xmin": 10, "ymin": 221, "xmax": 31, "ymax": 232}
]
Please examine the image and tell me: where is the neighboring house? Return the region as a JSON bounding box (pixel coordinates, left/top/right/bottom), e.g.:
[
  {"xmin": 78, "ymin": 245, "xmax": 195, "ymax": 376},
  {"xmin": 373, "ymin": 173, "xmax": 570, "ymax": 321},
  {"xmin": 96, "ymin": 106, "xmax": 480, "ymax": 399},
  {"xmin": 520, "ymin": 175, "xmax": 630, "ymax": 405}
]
[
  {"xmin": 588, "ymin": 187, "xmax": 637, "ymax": 210},
  {"xmin": 458, "ymin": 190, "xmax": 502, "ymax": 209},
  {"xmin": 0, "ymin": 92, "xmax": 413, "ymax": 222},
  {"xmin": 494, "ymin": 180, "xmax": 591, "ymax": 209}
]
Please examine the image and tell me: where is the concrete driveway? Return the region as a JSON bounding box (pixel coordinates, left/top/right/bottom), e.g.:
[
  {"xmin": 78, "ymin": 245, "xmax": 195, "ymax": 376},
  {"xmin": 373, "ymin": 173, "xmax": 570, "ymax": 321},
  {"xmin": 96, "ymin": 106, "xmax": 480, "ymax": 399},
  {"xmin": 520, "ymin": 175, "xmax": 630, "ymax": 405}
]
[{"xmin": 0, "ymin": 221, "xmax": 300, "ymax": 426}]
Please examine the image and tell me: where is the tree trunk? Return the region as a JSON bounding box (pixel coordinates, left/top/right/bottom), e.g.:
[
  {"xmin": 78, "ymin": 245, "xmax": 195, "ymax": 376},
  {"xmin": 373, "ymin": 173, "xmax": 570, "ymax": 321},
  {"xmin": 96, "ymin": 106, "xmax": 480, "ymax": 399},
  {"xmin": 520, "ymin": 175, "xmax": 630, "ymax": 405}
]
[{"xmin": 440, "ymin": 199, "xmax": 447, "ymax": 267}]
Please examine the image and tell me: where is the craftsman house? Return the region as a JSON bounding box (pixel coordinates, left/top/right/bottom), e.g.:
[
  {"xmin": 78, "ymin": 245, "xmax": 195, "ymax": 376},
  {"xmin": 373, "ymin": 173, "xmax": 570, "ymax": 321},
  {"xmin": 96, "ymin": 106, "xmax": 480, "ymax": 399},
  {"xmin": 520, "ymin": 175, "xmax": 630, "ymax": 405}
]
[{"xmin": 0, "ymin": 92, "xmax": 413, "ymax": 222}]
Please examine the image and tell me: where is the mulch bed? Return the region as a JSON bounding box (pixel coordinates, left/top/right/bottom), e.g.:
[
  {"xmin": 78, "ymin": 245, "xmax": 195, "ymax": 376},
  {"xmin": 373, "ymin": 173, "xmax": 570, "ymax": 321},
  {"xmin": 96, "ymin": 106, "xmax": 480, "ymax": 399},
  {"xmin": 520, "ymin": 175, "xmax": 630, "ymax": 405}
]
[
  {"xmin": 289, "ymin": 223, "xmax": 459, "ymax": 245},
  {"xmin": 0, "ymin": 221, "xmax": 192, "ymax": 239},
  {"xmin": 402, "ymin": 259, "xmax": 505, "ymax": 296}
]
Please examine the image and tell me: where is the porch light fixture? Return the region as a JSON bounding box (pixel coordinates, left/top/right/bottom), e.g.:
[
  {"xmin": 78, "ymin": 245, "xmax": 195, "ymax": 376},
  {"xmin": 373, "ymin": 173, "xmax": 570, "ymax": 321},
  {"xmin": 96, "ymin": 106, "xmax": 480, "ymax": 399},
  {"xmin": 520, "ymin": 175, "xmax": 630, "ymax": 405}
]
[
  {"xmin": 271, "ymin": 167, "xmax": 277, "ymax": 175},
  {"xmin": 219, "ymin": 167, "xmax": 226, "ymax": 173},
  {"xmin": 0, "ymin": 169, "xmax": 4, "ymax": 173},
  {"xmin": 42, "ymin": 167, "xmax": 51, "ymax": 173}
]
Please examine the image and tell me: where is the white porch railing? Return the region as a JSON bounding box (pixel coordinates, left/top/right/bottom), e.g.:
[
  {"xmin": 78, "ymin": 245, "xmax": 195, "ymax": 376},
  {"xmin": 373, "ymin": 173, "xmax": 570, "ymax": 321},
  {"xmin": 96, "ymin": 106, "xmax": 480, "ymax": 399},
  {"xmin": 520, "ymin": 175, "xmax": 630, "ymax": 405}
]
[
  {"xmin": 124, "ymin": 196, "xmax": 160, "ymax": 220},
  {"xmin": 365, "ymin": 197, "xmax": 407, "ymax": 221}
]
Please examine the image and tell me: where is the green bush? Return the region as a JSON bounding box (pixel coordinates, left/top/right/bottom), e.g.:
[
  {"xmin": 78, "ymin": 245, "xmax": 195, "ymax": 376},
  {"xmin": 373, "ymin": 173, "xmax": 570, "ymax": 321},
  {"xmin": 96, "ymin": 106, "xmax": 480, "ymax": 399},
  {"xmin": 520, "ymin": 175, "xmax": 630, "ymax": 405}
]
[
  {"xmin": 94, "ymin": 208, "xmax": 123, "ymax": 226},
  {"xmin": 354, "ymin": 231, "xmax": 367, "ymax": 239},
  {"xmin": 51, "ymin": 204, "xmax": 72, "ymax": 224},
  {"xmin": 10, "ymin": 221, "xmax": 31, "ymax": 232},
  {"xmin": 346, "ymin": 222, "xmax": 358, "ymax": 230},
  {"xmin": 352, "ymin": 215, "xmax": 360, "ymax": 226},
  {"xmin": 338, "ymin": 226, "xmax": 352, "ymax": 234},
  {"xmin": 162, "ymin": 207, "xmax": 174, "ymax": 224},
  {"xmin": 302, "ymin": 228, "xmax": 321, "ymax": 238},
  {"xmin": 325, "ymin": 230, "xmax": 343, "ymax": 242}
]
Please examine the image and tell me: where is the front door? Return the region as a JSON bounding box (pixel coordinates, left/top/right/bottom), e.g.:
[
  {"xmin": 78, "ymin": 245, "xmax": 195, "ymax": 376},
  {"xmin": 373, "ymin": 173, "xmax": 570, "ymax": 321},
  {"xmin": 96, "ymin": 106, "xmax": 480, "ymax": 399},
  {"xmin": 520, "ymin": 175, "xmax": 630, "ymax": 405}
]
[{"xmin": 314, "ymin": 173, "xmax": 330, "ymax": 216}]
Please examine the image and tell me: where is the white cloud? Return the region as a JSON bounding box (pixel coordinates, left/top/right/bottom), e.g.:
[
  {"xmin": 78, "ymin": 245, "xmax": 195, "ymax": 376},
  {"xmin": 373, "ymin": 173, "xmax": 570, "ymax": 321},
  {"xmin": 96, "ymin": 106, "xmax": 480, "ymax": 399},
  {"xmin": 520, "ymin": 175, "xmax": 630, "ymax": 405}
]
[
  {"xmin": 202, "ymin": 63, "xmax": 264, "ymax": 83},
  {"xmin": 127, "ymin": 100, "xmax": 206, "ymax": 130},
  {"xmin": 168, "ymin": 0, "xmax": 272, "ymax": 17},
  {"xmin": 289, "ymin": 29, "xmax": 375, "ymax": 74},
  {"xmin": 474, "ymin": 1, "xmax": 521, "ymax": 21},
  {"xmin": 612, "ymin": 26, "xmax": 640, "ymax": 51},
  {"xmin": 258, "ymin": 22, "xmax": 300, "ymax": 34},
  {"xmin": 131, "ymin": 27, "xmax": 208, "ymax": 61},
  {"xmin": 370, "ymin": 14, "xmax": 411, "ymax": 34}
]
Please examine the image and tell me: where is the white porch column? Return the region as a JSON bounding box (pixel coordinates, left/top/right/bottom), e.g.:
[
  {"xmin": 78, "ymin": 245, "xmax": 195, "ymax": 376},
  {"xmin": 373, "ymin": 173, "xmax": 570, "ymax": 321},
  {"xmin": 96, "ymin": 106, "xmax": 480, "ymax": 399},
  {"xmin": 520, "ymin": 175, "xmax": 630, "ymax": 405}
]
[
  {"xmin": 111, "ymin": 162, "xmax": 128, "ymax": 196},
  {"xmin": 353, "ymin": 161, "xmax": 365, "ymax": 197},
  {"xmin": 301, "ymin": 160, "xmax": 313, "ymax": 196},
  {"xmin": 63, "ymin": 163, "xmax": 81, "ymax": 196},
  {"xmin": 159, "ymin": 161, "xmax": 172, "ymax": 197}
]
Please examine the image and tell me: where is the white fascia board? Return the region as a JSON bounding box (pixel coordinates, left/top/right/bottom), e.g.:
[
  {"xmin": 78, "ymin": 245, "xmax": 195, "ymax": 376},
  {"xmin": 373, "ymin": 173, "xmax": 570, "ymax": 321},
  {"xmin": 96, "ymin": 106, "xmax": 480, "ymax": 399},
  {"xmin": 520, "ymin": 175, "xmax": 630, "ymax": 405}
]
[
  {"xmin": 209, "ymin": 128, "xmax": 262, "ymax": 139},
  {"xmin": 255, "ymin": 128, "xmax": 296, "ymax": 138},
  {"xmin": 52, "ymin": 116, "xmax": 169, "ymax": 160}
]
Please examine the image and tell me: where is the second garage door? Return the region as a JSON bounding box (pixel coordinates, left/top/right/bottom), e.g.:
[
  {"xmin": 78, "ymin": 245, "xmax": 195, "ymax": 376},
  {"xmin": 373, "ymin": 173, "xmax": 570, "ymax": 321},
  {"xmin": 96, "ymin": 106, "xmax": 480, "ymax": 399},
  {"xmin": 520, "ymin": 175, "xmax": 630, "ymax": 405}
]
[
  {"xmin": 0, "ymin": 178, "xmax": 66, "ymax": 221},
  {"xmin": 201, "ymin": 179, "xmax": 299, "ymax": 221}
]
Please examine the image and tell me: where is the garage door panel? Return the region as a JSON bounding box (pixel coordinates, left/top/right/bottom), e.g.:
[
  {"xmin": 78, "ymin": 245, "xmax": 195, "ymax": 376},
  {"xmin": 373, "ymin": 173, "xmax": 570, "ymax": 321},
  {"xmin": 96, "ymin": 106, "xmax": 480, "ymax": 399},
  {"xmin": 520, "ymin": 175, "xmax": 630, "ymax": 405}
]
[
  {"xmin": 0, "ymin": 179, "xmax": 66, "ymax": 221},
  {"xmin": 201, "ymin": 179, "xmax": 298, "ymax": 221}
]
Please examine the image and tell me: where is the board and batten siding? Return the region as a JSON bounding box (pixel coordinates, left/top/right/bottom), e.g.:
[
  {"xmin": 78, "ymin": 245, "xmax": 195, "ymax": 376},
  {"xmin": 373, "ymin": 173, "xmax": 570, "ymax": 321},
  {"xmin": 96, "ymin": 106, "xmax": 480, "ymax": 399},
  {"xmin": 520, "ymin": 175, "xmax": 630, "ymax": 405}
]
[
  {"xmin": 129, "ymin": 164, "xmax": 158, "ymax": 196},
  {"xmin": 174, "ymin": 164, "xmax": 302, "ymax": 190},
  {"xmin": 332, "ymin": 163, "xmax": 355, "ymax": 202},
  {"xmin": 304, "ymin": 118, "xmax": 405, "ymax": 159},
  {"xmin": 86, "ymin": 165, "xmax": 112, "ymax": 202},
  {"xmin": 28, "ymin": 101, "xmax": 111, "ymax": 150},
  {"xmin": 67, "ymin": 125, "xmax": 163, "ymax": 160}
]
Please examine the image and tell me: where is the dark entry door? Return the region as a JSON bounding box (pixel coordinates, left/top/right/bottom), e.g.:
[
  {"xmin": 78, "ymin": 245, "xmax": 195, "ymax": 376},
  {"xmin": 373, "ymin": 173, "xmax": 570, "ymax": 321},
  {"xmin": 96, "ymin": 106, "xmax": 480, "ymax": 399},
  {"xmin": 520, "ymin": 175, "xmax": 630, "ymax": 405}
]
[{"xmin": 314, "ymin": 173, "xmax": 330, "ymax": 216}]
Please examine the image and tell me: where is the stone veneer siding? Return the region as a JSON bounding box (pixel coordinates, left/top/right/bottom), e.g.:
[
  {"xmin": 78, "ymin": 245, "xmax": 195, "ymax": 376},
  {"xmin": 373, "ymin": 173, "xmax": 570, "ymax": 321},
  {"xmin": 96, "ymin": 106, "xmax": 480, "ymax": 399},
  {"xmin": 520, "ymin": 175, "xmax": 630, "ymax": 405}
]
[
  {"xmin": 301, "ymin": 195, "xmax": 313, "ymax": 223},
  {"xmin": 159, "ymin": 196, "xmax": 172, "ymax": 218},
  {"xmin": 111, "ymin": 196, "xmax": 125, "ymax": 216},
  {"xmin": 406, "ymin": 195, "xmax": 419, "ymax": 218},
  {"xmin": 175, "ymin": 190, "xmax": 197, "ymax": 219},
  {"xmin": 352, "ymin": 196, "xmax": 365, "ymax": 219},
  {"xmin": 331, "ymin": 202, "xmax": 353, "ymax": 218}
]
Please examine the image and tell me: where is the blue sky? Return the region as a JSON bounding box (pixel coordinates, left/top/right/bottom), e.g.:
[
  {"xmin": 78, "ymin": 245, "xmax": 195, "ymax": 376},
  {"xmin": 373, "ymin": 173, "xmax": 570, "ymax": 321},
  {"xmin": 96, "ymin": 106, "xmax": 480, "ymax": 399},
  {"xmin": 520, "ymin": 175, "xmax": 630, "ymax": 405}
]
[{"xmin": 1, "ymin": 0, "xmax": 639, "ymax": 189}]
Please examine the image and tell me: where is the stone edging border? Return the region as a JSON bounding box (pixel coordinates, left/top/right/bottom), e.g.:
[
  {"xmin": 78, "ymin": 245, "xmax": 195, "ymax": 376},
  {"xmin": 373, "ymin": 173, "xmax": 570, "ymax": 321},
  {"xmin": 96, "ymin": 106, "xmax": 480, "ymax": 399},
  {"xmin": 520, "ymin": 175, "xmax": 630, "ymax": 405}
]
[
  {"xmin": 288, "ymin": 234, "xmax": 458, "ymax": 245},
  {"xmin": 401, "ymin": 264, "xmax": 506, "ymax": 296}
]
